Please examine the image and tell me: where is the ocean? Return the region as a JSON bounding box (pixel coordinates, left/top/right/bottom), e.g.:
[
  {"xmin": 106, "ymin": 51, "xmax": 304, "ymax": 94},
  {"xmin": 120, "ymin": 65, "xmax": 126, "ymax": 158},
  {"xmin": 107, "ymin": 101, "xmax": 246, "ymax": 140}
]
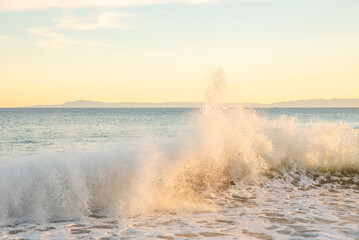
[{"xmin": 0, "ymin": 107, "xmax": 358, "ymax": 239}]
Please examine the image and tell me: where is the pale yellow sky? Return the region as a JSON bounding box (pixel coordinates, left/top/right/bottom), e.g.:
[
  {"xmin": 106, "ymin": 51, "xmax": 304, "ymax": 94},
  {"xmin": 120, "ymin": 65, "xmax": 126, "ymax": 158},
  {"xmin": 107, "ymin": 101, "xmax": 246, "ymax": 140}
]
[{"xmin": 0, "ymin": 0, "xmax": 358, "ymax": 107}]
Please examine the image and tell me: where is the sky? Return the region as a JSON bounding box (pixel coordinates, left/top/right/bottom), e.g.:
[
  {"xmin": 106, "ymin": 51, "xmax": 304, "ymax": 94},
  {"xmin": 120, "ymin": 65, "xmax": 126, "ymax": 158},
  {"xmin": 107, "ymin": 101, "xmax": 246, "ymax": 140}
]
[{"xmin": 0, "ymin": 0, "xmax": 358, "ymax": 107}]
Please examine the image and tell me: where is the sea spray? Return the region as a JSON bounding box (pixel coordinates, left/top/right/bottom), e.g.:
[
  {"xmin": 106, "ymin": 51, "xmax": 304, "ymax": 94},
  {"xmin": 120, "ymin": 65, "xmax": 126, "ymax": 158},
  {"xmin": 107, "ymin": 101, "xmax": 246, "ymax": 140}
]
[
  {"xmin": 205, "ymin": 68, "xmax": 228, "ymax": 104},
  {"xmin": 1, "ymin": 105, "xmax": 359, "ymax": 222}
]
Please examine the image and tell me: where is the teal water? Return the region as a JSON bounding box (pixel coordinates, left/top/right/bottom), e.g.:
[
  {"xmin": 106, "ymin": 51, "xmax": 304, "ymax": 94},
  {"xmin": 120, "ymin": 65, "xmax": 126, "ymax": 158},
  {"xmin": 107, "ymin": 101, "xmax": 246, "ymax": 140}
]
[{"xmin": 0, "ymin": 108, "xmax": 192, "ymax": 156}]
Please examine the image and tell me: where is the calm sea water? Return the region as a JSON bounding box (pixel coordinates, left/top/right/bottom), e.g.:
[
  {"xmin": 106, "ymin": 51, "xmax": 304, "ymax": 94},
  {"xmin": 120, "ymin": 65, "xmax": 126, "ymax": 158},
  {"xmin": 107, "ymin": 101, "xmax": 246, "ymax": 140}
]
[
  {"xmin": 0, "ymin": 107, "xmax": 359, "ymax": 239},
  {"xmin": 0, "ymin": 108, "xmax": 192, "ymax": 156}
]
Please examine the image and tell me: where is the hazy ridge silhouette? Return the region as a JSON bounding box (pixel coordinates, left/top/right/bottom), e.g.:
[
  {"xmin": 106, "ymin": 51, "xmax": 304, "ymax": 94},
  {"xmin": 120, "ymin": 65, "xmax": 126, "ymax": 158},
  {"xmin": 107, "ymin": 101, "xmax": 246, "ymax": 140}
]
[{"xmin": 22, "ymin": 99, "xmax": 359, "ymax": 108}]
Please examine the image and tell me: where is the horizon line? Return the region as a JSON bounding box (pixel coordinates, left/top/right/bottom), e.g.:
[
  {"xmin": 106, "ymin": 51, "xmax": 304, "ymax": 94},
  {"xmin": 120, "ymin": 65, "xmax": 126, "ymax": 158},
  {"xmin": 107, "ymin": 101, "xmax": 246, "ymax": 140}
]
[{"xmin": 2, "ymin": 98, "xmax": 359, "ymax": 109}]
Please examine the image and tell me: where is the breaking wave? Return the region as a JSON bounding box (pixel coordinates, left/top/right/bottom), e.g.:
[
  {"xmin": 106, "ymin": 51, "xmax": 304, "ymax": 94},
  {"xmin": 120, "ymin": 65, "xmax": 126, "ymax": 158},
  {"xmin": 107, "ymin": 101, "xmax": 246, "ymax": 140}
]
[{"xmin": 1, "ymin": 104, "xmax": 359, "ymax": 222}]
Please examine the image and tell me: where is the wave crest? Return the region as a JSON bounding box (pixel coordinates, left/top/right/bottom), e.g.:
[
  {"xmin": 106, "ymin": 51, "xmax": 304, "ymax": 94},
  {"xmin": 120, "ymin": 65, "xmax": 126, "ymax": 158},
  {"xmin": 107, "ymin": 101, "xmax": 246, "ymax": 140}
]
[{"xmin": 1, "ymin": 105, "xmax": 359, "ymax": 221}]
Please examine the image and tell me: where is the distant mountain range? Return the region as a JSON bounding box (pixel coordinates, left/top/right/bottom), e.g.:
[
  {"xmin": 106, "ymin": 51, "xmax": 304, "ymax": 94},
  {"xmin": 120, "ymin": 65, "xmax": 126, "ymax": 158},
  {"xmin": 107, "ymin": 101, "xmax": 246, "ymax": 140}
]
[
  {"xmin": 24, "ymin": 100, "xmax": 204, "ymax": 108},
  {"xmin": 23, "ymin": 99, "xmax": 359, "ymax": 108}
]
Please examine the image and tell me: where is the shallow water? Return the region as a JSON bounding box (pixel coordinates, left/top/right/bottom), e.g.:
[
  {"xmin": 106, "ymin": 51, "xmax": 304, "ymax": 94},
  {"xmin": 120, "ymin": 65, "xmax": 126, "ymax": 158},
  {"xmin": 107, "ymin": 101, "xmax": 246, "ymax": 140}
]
[
  {"xmin": 1, "ymin": 107, "xmax": 359, "ymax": 239},
  {"xmin": 2, "ymin": 172, "xmax": 359, "ymax": 239}
]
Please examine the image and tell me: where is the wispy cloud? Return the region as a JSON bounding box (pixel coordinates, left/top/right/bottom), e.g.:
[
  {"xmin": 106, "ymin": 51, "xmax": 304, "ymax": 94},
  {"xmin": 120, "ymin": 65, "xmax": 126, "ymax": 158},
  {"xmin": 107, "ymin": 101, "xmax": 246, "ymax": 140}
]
[
  {"xmin": 0, "ymin": 35, "xmax": 10, "ymax": 40},
  {"xmin": 0, "ymin": 0, "xmax": 268, "ymax": 11},
  {"xmin": 28, "ymin": 27, "xmax": 108, "ymax": 48},
  {"xmin": 53, "ymin": 11, "xmax": 135, "ymax": 30}
]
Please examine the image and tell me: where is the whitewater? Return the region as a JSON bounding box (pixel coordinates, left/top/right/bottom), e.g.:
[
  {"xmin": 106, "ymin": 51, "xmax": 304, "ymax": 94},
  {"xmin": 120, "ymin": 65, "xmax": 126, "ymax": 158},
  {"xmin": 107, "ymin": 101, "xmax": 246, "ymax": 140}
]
[{"xmin": 0, "ymin": 105, "xmax": 359, "ymax": 239}]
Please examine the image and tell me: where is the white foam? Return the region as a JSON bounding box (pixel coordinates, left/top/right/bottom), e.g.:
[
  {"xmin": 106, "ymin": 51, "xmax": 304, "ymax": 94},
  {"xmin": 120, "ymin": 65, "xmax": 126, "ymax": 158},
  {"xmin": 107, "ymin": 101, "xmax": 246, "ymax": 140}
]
[{"xmin": 1, "ymin": 105, "xmax": 359, "ymax": 221}]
